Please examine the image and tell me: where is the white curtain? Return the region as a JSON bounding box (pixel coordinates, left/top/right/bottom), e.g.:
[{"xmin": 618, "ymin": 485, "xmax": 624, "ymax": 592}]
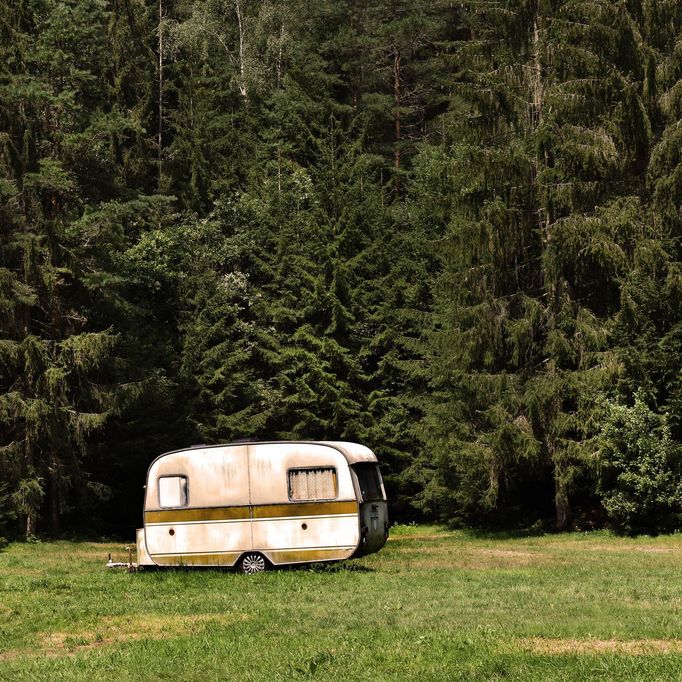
[{"xmin": 289, "ymin": 468, "xmax": 336, "ymax": 500}]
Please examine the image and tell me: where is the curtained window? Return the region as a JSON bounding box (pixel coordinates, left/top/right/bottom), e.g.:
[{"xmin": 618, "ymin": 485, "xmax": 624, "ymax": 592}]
[{"xmin": 288, "ymin": 468, "xmax": 337, "ymax": 501}]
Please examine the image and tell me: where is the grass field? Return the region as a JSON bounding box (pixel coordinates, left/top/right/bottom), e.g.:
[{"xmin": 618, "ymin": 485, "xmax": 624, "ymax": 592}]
[{"xmin": 1, "ymin": 526, "xmax": 681, "ymax": 680}]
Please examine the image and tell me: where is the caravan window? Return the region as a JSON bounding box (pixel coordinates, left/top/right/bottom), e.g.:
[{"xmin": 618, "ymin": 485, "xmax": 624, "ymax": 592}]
[
  {"xmin": 352, "ymin": 463, "xmax": 385, "ymax": 501},
  {"xmin": 158, "ymin": 475, "xmax": 188, "ymax": 508},
  {"xmin": 288, "ymin": 468, "xmax": 337, "ymax": 501}
]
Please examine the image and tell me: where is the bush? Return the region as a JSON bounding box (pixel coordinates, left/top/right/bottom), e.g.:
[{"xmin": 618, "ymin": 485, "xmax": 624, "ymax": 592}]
[{"xmin": 598, "ymin": 391, "xmax": 682, "ymax": 535}]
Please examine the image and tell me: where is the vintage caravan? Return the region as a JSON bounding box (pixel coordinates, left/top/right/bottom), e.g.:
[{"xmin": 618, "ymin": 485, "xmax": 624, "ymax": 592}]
[{"xmin": 135, "ymin": 441, "xmax": 388, "ymax": 572}]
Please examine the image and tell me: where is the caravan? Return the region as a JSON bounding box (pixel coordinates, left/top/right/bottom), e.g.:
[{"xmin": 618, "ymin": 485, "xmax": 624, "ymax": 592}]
[{"xmin": 135, "ymin": 441, "xmax": 388, "ymax": 572}]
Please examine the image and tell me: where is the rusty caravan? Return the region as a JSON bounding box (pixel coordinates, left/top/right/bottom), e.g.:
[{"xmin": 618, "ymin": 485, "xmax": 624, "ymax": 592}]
[{"xmin": 134, "ymin": 441, "xmax": 388, "ymax": 572}]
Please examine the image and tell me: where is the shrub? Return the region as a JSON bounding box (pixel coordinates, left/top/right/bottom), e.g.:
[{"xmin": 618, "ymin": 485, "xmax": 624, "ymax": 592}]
[{"xmin": 598, "ymin": 391, "xmax": 682, "ymax": 535}]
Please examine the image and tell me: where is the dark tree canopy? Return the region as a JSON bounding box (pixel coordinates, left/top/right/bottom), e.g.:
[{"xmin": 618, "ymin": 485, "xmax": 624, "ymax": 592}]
[{"xmin": 1, "ymin": 0, "xmax": 681, "ymax": 538}]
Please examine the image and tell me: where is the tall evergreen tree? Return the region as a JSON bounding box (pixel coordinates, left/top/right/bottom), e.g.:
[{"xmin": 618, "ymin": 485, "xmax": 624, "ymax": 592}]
[
  {"xmin": 422, "ymin": 0, "xmax": 654, "ymax": 528},
  {"xmin": 614, "ymin": 0, "xmax": 682, "ymax": 431},
  {"xmin": 0, "ymin": 0, "xmax": 118, "ymax": 534}
]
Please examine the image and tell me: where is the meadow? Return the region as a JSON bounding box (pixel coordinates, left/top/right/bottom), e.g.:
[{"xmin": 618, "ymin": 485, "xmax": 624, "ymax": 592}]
[{"xmin": 1, "ymin": 525, "xmax": 681, "ymax": 681}]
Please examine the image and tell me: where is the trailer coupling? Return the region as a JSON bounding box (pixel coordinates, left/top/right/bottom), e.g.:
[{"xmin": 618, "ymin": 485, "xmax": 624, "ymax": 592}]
[{"xmin": 106, "ymin": 546, "xmax": 138, "ymax": 571}]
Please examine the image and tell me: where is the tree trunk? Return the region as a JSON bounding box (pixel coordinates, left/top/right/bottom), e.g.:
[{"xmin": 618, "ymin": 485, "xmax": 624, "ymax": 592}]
[
  {"xmin": 235, "ymin": 0, "xmax": 247, "ymax": 99},
  {"xmin": 531, "ymin": 13, "xmax": 552, "ymax": 240},
  {"xmin": 157, "ymin": 0, "xmax": 163, "ymax": 190},
  {"xmin": 276, "ymin": 23, "xmax": 284, "ymax": 89},
  {"xmin": 25, "ymin": 436, "xmax": 36, "ymax": 538},
  {"xmin": 530, "ymin": 16, "xmax": 543, "ymax": 129},
  {"xmin": 49, "ymin": 455, "xmax": 60, "ymax": 536},
  {"xmin": 532, "ymin": 7, "xmax": 567, "ymax": 531},
  {"xmin": 26, "ymin": 512, "xmax": 35, "ymax": 537},
  {"xmin": 393, "ymin": 48, "xmax": 401, "ymax": 197},
  {"xmin": 555, "ymin": 473, "xmax": 571, "ymax": 530}
]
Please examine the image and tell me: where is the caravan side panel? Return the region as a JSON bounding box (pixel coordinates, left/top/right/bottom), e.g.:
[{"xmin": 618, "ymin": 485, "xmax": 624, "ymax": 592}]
[
  {"xmin": 144, "ymin": 446, "xmax": 251, "ymax": 566},
  {"xmin": 249, "ymin": 443, "xmax": 360, "ymax": 564}
]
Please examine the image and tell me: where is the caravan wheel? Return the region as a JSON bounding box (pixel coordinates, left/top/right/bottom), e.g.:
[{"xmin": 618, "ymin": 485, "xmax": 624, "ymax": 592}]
[{"xmin": 240, "ymin": 553, "xmax": 267, "ymax": 574}]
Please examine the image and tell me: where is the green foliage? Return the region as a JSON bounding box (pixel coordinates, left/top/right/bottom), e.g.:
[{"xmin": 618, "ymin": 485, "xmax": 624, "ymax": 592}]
[
  {"xmin": 598, "ymin": 392, "xmax": 682, "ymax": 535},
  {"xmin": 0, "ymin": 0, "xmax": 177, "ymax": 537},
  {"xmin": 1, "ymin": 0, "xmax": 681, "ymax": 536},
  {"xmin": 417, "ymin": 0, "xmax": 682, "ymax": 531}
]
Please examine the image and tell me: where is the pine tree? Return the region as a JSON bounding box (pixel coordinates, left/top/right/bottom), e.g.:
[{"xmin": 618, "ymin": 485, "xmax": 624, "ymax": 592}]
[
  {"xmin": 353, "ymin": 0, "xmax": 455, "ymax": 196},
  {"xmin": 614, "ymin": 0, "xmax": 682, "ymax": 433},
  {"xmin": 0, "ymin": 0, "xmax": 120, "ymax": 535},
  {"xmin": 422, "ymin": 0, "xmax": 653, "ymax": 528}
]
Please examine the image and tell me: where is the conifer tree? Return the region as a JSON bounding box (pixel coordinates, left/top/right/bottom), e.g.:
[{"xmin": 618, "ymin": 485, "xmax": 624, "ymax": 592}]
[
  {"xmin": 0, "ymin": 0, "xmax": 118, "ymax": 534},
  {"xmin": 615, "ymin": 0, "xmax": 682, "ymax": 433},
  {"xmin": 354, "ymin": 0, "xmax": 454, "ymax": 195},
  {"xmin": 423, "ymin": 0, "xmax": 653, "ymax": 528}
]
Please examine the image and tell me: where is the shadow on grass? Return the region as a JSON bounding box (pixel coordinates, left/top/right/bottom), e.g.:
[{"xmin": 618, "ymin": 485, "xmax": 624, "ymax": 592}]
[
  {"xmin": 459, "ymin": 526, "xmax": 550, "ymax": 540},
  {"xmin": 133, "ymin": 560, "xmax": 375, "ymax": 576},
  {"xmin": 288, "ymin": 561, "xmax": 374, "ymax": 574}
]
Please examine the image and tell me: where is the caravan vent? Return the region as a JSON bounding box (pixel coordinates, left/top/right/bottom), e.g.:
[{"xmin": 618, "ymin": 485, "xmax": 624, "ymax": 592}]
[{"xmin": 288, "ymin": 467, "xmax": 337, "ymax": 501}]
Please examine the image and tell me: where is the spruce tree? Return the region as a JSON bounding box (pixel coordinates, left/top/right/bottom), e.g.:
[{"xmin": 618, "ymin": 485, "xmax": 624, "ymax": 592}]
[
  {"xmin": 0, "ymin": 0, "xmax": 118, "ymax": 535},
  {"xmin": 423, "ymin": 0, "xmax": 653, "ymax": 528}
]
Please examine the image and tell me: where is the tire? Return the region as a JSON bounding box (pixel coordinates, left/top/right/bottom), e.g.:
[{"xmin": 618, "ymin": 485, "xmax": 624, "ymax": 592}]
[{"xmin": 240, "ymin": 553, "xmax": 267, "ymax": 574}]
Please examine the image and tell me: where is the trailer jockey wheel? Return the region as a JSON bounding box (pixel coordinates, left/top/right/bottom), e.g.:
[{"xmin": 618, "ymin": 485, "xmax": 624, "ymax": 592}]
[{"xmin": 240, "ymin": 553, "xmax": 266, "ymax": 574}]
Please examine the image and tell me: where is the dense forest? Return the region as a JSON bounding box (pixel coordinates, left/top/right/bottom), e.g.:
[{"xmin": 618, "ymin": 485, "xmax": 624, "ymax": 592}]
[{"xmin": 1, "ymin": 0, "xmax": 681, "ymax": 539}]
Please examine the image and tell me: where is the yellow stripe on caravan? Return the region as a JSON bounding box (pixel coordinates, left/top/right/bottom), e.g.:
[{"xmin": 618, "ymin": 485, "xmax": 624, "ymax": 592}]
[
  {"xmin": 145, "ymin": 506, "xmax": 250, "ymax": 524},
  {"xmin": 268, "ymin": 548, "xmax": 352, "ymax": 563},
  {"xmin": 252, "ymin": 500, "xmax": 357, "ymax": 519},
  {"xmin": 145, "ymin": 500, "xmax": 358, "ymax": 524}
]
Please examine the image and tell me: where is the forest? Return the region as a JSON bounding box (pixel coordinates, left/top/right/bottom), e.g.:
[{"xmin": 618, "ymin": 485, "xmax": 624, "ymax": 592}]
[{"xmin": 1, "ymin": 0, "xmax": 681, "ymax": 539}]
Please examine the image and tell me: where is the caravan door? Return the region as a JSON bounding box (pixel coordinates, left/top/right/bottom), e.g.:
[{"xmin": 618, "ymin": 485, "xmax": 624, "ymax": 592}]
[{"xmin": 351, "ymin": 462, "xmax": 388, "ymax": 556}]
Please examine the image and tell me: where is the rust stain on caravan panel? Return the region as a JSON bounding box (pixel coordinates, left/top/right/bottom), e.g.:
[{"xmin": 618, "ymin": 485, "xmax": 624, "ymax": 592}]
[
  {"xmin": 220, "ymin": 453, "xmax": 241, "ymax": 487},
  {"xmin": 248, "ymin": 443, "xmax": 289, "ymax": 505},
  {"xmin": 152, "ymin": 552, "xmax": 241, "ymax": 567},
  {"xmin": 268, "ymin": 548, "xmax": 354, "ymax": 563}
]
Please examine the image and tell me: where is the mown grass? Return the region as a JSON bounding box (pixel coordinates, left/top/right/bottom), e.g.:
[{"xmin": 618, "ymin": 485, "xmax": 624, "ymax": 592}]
[{"xmin": 1, "ymin": 526, "xmax": 681, "ymax": 680}]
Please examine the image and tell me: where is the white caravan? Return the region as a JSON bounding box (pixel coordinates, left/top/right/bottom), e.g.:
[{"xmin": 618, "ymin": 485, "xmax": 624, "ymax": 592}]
[{"xmin": 135, "ymin": 441, "xmax": 389, "ymax": 572}]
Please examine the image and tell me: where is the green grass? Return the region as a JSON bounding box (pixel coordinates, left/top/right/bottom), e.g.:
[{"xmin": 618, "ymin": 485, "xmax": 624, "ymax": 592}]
[{"xmin": 1, "ymin": 526, "xmax": 682, "ymax": 680}]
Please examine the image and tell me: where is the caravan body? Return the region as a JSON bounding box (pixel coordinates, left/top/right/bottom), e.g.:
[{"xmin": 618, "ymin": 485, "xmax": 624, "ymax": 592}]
[{"xmin": 136, "ymin": 441, "xmax": 388, "ymax": 569}]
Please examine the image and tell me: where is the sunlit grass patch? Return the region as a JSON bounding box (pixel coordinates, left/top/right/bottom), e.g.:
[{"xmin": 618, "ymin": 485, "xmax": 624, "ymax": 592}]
[
  {"xmin": 516, "ymin": 637, "xmax": 682, "ymax": 655},
  {"xmin": 0, "ymin": 613, "xmax": 250, "ymax": 661},
  {"xmin": 1, "ymin": 527, "xmax": 682, "ymax": 680},
  {"xmin": 393, "ymin": 544, "xmax": 555, "ymax": 570}
]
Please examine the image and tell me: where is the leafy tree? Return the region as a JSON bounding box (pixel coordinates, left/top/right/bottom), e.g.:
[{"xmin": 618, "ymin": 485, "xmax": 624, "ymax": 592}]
[{"xmin": 598, "ymin": 391, "xmax": 682, "ymax": 535}]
